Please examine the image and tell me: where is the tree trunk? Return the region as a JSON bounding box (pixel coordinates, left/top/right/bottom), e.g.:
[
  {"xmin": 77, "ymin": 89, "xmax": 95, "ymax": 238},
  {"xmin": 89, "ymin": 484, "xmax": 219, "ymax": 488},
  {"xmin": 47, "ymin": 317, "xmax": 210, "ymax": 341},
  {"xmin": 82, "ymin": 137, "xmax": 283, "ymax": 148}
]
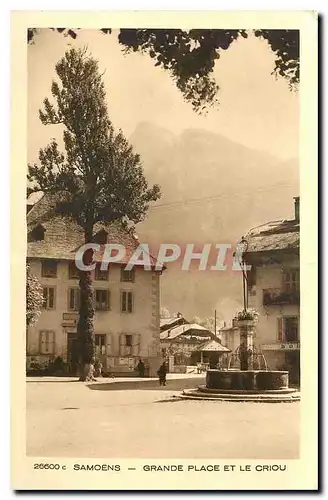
[{"xmin": 77, "ymin": 225, "xmax": 95, "ymax": 381}]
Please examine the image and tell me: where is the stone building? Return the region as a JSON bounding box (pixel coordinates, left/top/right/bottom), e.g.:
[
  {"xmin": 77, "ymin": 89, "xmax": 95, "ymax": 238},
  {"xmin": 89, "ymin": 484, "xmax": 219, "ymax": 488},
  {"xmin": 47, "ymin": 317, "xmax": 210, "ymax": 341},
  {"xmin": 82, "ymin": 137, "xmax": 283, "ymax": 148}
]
[
  {"xmin": 26, "ymin": 193, "xmax": 162, "ymax": 377},
  {"xmin": 243, "ymin": 197, "xmax": 300, "ymax": 384}
]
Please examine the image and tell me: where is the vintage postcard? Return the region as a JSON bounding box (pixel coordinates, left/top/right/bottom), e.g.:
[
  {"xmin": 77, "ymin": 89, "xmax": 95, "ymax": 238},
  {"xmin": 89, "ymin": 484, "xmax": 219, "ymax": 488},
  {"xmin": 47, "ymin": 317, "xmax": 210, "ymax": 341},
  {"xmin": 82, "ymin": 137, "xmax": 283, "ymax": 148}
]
[{"xmin": 11, "ymin": 10, "xmax": 318, "ymax": 490}]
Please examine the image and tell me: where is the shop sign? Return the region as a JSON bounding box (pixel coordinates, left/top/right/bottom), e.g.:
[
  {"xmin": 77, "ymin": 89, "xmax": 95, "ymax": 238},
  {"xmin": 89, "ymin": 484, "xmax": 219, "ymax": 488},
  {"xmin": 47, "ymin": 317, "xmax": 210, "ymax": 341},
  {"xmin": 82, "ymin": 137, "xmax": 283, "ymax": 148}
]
[{"xmin": 262, "ymin": 342, "xmax": 300, "ymax": 350}]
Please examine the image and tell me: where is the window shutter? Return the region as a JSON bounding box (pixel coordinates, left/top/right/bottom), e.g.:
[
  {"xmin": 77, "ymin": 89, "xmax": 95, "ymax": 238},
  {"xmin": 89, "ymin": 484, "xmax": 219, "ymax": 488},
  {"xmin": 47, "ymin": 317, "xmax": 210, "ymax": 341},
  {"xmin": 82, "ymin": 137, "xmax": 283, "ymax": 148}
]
[
  {"xmin": 121, "ymin": 292, "xmax": 127, "ymax": 312},
  {"xmin": 42, "ymin": 288, "xmax": 47, "ymax": 308},
  {"xmin": 48, "ymin": 288, "xmax": 54, "ymax": 308},
  {"xmin": 107, "ymin": 290, "xmax": 110, "ymax": 310},
  {"xmin": 283, "ymin": 272, "xmax": 292, "ymax": 292},
  {"xmin": 277, "ymin": 317, "xmax": 283, "ymax": 342},
  {"xmin": 106, "ymin": 333, "xmax": 112, "ymax": 356},
  {"xmin": 119, "ymin": 333, "xmax": 125, "ymax": 356},
  {"xmin": 131, "ymin": 334, "xmax": 141, "ymax": 356},
  {"xmin": 40, "ymin": 331, "xmax": 46, "ymax": 353},
  {"xmin": 49, "ymin": 331, "xmax": 55, "ymax": 354},
  {"xmin": 45, "ymin": 331, "xmax": 50, "ymax": 352},
  {"xmin": 101, "ymin": 334, "xmax": 106, "ymax": 354},
  {"xmin": 69, "ymin": 289, "xmax": 74, "ymax": 310},
  {"xmin": 128, "ymin": 292, "xmax": 133, "ymax": 313}
]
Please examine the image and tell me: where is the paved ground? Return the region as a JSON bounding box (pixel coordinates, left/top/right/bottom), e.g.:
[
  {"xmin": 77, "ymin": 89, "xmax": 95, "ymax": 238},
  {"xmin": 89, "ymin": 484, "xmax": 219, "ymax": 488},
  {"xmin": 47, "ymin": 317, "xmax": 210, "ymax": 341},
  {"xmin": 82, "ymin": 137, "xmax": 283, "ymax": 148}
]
[{"xmin": 26, "ymin": 375, "xmax": 300, "ymax": 459}]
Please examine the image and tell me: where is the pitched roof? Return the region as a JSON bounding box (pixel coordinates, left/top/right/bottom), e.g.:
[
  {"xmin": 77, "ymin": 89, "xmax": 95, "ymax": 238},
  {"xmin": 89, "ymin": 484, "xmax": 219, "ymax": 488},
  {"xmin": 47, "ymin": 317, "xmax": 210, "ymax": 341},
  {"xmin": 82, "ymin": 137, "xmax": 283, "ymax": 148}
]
[
  {"xmin": 160, "ymin": 323, "xmax": 213, "ymax": 341},
  {"xmin": 26, "ymin": 193, "xmax": 160, "ymax": 267},
  {"xmin": 197, "ymin": 339, "xmax": 230, "ymax": 353},
  {"xmin": 243, "ymin": 218, "xmax": 299, "ymax": 254},
  {"xmin": 27, "ymin": 191, "xmax": 44, "ymax": 206},
  {"xmin": 160, "ymin": 316, "xmax": 188, "ymax": 331}
]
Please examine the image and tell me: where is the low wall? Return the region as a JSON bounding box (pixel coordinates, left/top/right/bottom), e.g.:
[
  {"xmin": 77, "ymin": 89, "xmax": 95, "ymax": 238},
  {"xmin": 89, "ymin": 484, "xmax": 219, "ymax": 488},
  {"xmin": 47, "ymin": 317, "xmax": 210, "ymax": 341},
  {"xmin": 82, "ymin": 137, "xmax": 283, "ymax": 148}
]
[{"xmin": 170, "ymin": 365, "xmax": 187, "ymax": 374}]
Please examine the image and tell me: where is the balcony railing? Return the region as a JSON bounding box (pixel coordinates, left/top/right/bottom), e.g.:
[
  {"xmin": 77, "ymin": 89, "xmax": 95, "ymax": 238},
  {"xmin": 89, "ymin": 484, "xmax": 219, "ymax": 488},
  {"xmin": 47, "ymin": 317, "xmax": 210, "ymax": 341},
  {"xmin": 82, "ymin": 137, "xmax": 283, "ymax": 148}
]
[{"xmin": 263, "ymin": 288, "xmax": 300, "ymax": 306}]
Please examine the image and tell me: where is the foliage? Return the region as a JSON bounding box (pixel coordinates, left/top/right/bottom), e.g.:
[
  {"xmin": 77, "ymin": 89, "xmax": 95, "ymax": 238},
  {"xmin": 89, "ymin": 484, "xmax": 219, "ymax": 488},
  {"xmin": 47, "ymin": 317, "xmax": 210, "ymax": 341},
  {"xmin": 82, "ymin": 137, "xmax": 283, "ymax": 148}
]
[
  {"xmin": 202, "ymin": 317, "xmax": 216, "ymax": 331},
  {"xmin": 191, "ymin": 315, "xmax": 202, "ymax": 325},
  {"xmin": 254, "ymin": 30, "xmax": 299, "ymax": 88},
  {"xmin": 191, "ymin": 314, "xmax": 224, "ymax": 332},
  {"xmin": 166, "ymin": 342, "xmax": 191, "ymax": 365},
  {"xmin": 27, "ymin": 47, "xmax": 161, "ymax": 378},
  {"xmin": 26, "ymin": 263, "xmax": 43, "ymax": 328},
  {"xmin": 28, "ymin": 47, "xmax": 161, "ymax": 229},
  {"xmin": 28, "ymin": 28, "xmax": 299, "ymax": 112},
  {"xmin": 160, "ymin": 307, "xmax": 171, "ymax": 319},
  {"xmin": 234, "ymin": 308, "xmax": 259, "ymax": 322}
]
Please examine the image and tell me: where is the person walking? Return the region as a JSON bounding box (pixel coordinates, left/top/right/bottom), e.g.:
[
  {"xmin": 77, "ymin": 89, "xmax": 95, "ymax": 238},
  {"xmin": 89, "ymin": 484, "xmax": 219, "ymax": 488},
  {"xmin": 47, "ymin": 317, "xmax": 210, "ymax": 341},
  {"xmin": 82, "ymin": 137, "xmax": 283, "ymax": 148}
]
[
  {"xmin": 136, "ymin": 359, "xmax": 145, "ymax": 378},
  {"xmin": 157, "ymin": 362, "xmax": 167, "ymax": 387}
]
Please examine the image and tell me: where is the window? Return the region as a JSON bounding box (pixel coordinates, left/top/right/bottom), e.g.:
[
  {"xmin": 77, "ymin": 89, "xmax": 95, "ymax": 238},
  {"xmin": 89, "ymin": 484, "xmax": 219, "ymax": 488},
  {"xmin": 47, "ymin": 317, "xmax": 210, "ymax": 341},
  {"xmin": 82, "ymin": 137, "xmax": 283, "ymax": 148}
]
[
  {"xmin": 39, "ymin": 330, "xmax": 55, "ymax": 354},
  {"xmin": 278, "ymin": 316, "xmax": 299, "ymax": 343},
  {"xmin": 94, "ymin": 229, "xmax": 108, "ymax": 245},
  {"xmin": 68, "ymin": 261, "xmax": 79, "ymax": 279},
  {"xmin": 283, "ymin": 269, "xmax": 300, "ymax": 293},
  {"xmin": 95, "ymin": 289, "xmax": 110, "ymax": 311},
  {"xmin": 121, "ymin": 267, "xmax": 135, "ymax": 283},
  {"xmin": 43, "ymin": 287, "xmax": 55, "ymax": 309},
  {"xmin": 121, "ymin": 291, "xmax": 133, "ymax": 313},
  {"xmin": 68, "ymin": 288, "xmax": 80, "ymax": 311},
  {"xmin": 95, "ymin": 263, "xmax": 109, "ymax": 281},
  {"xmin": 284, "ymin": 317, "xmax": 299, "ymax": 342},
  {"xmin": 95, "ymin": 334, "xmax": 106, "ymax": 356},
  {"xmin": 119, "ymin": 333, "xmax": 140, "ymax": 356},
  {"xmin": 41, "ymin": 259, "xmax": 57, "ymax": 278},
  {"xmin": 29, "ymin": 224, "xmax": 45, "ymax": 242},
  {"xmin": 247, "ymin": 266, "xmax": 256, "ymax": 287},
  {"xmin": 125, "ymin": 334, "xmax": 133, "ymax": 347}
]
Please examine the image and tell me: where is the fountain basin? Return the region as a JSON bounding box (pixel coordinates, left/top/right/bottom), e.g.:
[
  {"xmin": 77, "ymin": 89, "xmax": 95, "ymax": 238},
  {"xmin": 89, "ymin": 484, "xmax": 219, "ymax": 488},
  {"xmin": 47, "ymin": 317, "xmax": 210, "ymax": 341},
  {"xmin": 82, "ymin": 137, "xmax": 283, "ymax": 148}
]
[
  {"xmin": 206, "ymin": 369, "xmax": 289, "ymax": 391},
  {"xmin": 180, "ymin": 369, "xmax": 299, "ymax": 402}
]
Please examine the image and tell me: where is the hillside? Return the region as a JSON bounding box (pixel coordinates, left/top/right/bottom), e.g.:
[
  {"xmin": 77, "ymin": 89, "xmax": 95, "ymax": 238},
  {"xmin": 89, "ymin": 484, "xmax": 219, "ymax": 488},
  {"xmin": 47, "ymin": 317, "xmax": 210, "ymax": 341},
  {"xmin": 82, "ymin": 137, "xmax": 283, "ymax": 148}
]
[{"xmin": 131, "ymin": 122, "xmax": 299, "ymax": 322}]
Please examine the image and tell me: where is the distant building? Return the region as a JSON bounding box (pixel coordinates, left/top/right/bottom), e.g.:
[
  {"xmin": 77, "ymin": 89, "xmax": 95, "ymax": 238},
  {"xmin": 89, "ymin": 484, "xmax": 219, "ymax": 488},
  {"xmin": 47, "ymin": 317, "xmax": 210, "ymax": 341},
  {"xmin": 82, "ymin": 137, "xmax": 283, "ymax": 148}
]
[
  {"xmin": 219, "ymin": 324, "xmax": 240, "ymax": 353},
  {"xmin": 160, "ymin": 322, "xmax": 215, "ymax": 363},
  {"xmin": 26, "ymin": 193, "xmax": 163, "ymax": 377},
  {"xmin": 243, "ymin": 197, "xmax": 300, "ymax": 384},
  {"xmin": 195, "ymin": 339, "xmax": 230, "ymax": 369}
]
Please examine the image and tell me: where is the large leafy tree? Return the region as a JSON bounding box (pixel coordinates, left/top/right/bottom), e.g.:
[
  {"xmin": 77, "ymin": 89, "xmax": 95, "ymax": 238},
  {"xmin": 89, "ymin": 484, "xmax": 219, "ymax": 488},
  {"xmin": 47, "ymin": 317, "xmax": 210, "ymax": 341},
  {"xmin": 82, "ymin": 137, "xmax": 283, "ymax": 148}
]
[
  {"xmin": 26, "ymin": 263, "xmax": 43, "ymax": 329},
  {"xmin": 28, "ymin": 28, "xmax": 299, "ymax": 111},
  {"xmin": 28, "ymin": 47, "xmax": 161, "ymax": 380}
]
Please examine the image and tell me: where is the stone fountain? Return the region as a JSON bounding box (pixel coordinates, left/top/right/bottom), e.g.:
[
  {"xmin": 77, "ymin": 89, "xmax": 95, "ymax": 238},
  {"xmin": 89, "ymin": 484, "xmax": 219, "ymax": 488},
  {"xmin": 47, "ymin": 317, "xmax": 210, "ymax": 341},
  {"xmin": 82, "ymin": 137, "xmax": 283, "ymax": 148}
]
[{"xmin": 181, "ymin": 313, "xmax": 300, "ymax": 403}]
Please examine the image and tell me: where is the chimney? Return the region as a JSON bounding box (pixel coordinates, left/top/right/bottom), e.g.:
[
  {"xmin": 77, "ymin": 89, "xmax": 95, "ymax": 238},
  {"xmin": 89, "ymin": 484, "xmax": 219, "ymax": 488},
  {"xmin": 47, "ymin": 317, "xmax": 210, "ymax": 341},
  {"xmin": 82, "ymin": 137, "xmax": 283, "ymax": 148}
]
[{"xmin": 293, "ymin": 196, "xmax": 300, "ymax": 222}]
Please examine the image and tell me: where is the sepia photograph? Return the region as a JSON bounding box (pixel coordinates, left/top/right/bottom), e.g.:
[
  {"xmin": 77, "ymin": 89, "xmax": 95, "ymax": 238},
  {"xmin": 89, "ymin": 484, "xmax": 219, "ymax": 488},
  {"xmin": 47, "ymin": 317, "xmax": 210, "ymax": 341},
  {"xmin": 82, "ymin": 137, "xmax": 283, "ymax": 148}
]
[{"xmin": 10, "ymin": 10, "xmax": 318, "ymax": 491}]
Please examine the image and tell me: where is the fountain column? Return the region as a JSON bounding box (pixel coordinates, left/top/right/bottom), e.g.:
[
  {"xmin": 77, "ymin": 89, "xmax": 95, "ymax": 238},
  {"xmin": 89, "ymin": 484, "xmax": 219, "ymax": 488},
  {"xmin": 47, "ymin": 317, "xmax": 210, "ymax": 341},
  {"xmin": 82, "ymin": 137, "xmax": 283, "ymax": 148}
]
[{"xmin": 236, "ymin": 320, "xmax": 255, "ymax": 371}]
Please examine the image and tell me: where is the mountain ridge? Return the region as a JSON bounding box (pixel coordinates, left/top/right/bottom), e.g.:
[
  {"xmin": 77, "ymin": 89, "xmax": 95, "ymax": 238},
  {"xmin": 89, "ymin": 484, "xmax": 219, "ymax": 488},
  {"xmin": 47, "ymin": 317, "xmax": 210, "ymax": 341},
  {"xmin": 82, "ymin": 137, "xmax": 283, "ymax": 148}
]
[{"xmin": 129, "ymin": 122, "xmax": 299, "ymax": 321}]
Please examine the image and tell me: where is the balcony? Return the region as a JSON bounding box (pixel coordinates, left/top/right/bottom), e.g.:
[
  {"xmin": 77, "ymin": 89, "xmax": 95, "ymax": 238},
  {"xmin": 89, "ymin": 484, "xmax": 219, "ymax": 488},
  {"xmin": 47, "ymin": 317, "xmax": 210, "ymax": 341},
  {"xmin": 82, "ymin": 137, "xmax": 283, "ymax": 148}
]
[{"xmin": 263, "ymin": 288, "xmax": 300, "ymax": 306}]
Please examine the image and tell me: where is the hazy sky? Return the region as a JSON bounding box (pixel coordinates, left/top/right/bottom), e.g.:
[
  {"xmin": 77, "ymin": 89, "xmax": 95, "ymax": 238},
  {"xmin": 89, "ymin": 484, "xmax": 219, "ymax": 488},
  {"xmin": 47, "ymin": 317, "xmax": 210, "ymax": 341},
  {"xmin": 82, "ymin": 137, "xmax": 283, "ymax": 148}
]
[{"xmin": 28, "ymin": 29, "xmax": 299, "ymax": 164}]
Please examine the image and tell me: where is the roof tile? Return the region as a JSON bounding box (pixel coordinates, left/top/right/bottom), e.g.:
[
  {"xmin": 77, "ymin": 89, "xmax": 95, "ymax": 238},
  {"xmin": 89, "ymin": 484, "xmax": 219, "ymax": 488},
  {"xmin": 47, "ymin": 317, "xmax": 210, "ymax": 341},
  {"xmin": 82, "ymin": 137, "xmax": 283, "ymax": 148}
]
[{"xmin": 27, "ymin": 193, "xmax": 159, "ymax": 267}]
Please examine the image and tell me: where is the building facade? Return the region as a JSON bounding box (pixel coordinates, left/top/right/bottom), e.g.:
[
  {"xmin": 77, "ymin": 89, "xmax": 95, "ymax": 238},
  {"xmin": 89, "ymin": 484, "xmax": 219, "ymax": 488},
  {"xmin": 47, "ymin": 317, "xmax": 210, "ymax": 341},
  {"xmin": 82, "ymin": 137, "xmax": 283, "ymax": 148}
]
[
  {"xmin": 26, "ymin": 194, "xmax": 162, "ymax": 377},
  {"xmin": 243, "ymin": 197, "xmax": 300, "ymax": 384},
  {"xmin": 219, "ymin": 325, "xmax": 240, "ymax": 353}
]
